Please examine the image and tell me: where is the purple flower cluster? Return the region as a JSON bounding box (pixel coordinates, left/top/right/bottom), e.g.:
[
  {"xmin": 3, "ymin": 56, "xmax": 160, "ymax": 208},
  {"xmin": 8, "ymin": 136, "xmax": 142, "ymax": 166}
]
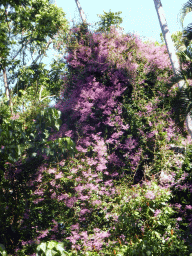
[
  {"xmin": 8, "ymin": 26, "xmax": 187, "ymax": 254},
  {"xmin": 36, "ymin": 27, "xmax": 182, "ymax": 251}
]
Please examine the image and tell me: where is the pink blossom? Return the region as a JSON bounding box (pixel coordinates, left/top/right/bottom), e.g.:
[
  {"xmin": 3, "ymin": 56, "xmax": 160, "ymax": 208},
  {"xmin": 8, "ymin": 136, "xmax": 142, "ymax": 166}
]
[
  {"xmin": 145, "ymin": 102, "xmax": 153, "ymax": 113},
  {"xmin": 110, "ymin": 172, "xmax": 118, "ymax": 177},
  {"xmin": 37, "ymin": 229, "xmax": 49, "ymax": 239},
  {"xmin": 78, "ymin": 195, "xmax": 90, "ymax": 201},
  {"xmin": 50, "ymin": 180, "xmax": 56, "ymax": 186},
  {"xmin": 47, "ymin": 168, "xmax": 56, "ymax": 174},
  {"xmin": 65, "ymin": 197, "xmax": 77, "ymax": 208},
  {"xmin": 145, "ymin": 191, "xmax": 155, "ymax": 200},
  {"xmin": 96, "ymin": 163, "xmax": 107, "ymax": 171},
  {"xmin": 154, "ymin": 209, "xmax": 161, "ymax": 217},
  {"xmin": 104, "ymin": 180, "xmax": 113, "ymax": 186},
  {"xmin": 71, "ymin": 168, "xmax": 78, "ymax": 174},
  {"xmin": 79, "ymin": 208, "xmax": 91, "ymax": 215},
  {"xmin": 147, "ymin": 131, "xmax": 156, "ymax": 138},
  {"xmin": 58, "ymin": 193, "xmax": 69, "ymax": 201},
  {"xmin": 66, "ymin": 231, "xmax": 80, "ymax": 244},
  {"xmin": 75, "ymin": 185, "xmax": 84, "ymax": 192},
  {"xmin": 65, "ymin": 130, "xmax": 73, "ymax": 137},
  {"xmin": 160, "ymin": 171, "xmax": 174, "ymax": 185},
  {"xmin": 55, "ymin": 172, "xmax": 63, "ymax": 179},
  {"xmin": 71, "ymin": 223, "xmax": 79, "ymax": 230},
  {"xmin": 75, "ymin": 177, "xmax": 82, "ymax": 182},
  {"xmin": 51, "ymin": 192, "xmax": 56, "ymax": 199},
  {"xmin": 59, "ymin": 160, "xmax": 65, "ymax": 166},
  {"xmin": 186, "ymin": 205, "xmax": 192, "ymax": 210},
  {"xmin": 33, "ymin": 198, "xmax": 44, "ymax": 204},
  {"xmin": 174, "ymin": 203, "xmax": 182, "ymax": 209},
  {"xmin": 123, "ymin": 138, "xmax": 138, "ymax": 150},
  {"xmin": 10, "ymin": 113, "xmax": 20, "ymax": 120},
  {"xmin": 92, "ymin": 200, "xmax": 102, "ymax": 205},
  {"xmin": 80, "ymin": 231, "xmax": 88, "ymax": 240},
  {"xmin": 85, "ymin": 183, "xmax": 98, "ymax": 190},
  {"xmin": 111, "ymin": 131, "xmax": 123, "ymax": 139},
  {"xmin": 34, "ymin": 189, "xmax": 44, "ymax": 196},
  {"xmin": 35, "ymin": 174, "xmax": 43, "ymax": 182},
  {"xmin": 82, "ymin": 170, "xmax": 91, "ymax": 178}
]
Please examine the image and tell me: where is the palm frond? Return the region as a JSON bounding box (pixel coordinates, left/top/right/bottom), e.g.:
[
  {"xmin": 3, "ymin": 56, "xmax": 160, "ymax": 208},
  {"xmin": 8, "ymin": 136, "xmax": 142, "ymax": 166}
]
[
  {"xmin": 180, "ymin": 0, "xmax": 192, "ymax": 27},
  {"xmin": 169, "ymin": 68, "xmax": 187, "ymax": 86},
  {"xmin": 170, "ymin": 85, "xmax": 192, "ymax": 131},
  {"xmin": 169, "ymin": 64, "xmax": 192, "ymax": 126},
  {"xmin": 183, "ymin": 23, "xmax": 192, "ymax": 46},
  {"xmin": 178, "ymin": 48, "xmax": 192, "ymax": 64}
]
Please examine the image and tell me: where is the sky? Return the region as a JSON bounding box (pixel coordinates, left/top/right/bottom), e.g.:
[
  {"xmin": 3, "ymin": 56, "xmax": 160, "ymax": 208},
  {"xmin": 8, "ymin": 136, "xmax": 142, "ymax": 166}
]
[{"xmin": 54, "ymin": 0, "xmax": 192, "ymax": 43}]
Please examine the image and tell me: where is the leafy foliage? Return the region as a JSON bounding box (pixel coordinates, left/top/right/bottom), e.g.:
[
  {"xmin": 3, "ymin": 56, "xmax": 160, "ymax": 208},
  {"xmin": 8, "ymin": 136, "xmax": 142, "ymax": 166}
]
[
  {"xmin": 36, "ymin": 241, "xmax": 70, "ymax": 256},
  {"xmin": 179, "ymin": 0, "xmax": 192, "ymax": 46},
  {"xmin": 0, "ymin": 0, "xmax": 69, "ymax": 113},
  {"xmin": 0, "ymin": 101, "xmax": 77, "ymax": 254},
  {"xmin": 1, "ymin": 19, "xmax": 192, "ymax": 256},
  {"xmin": 95, "ymin": 9, "xmax": 123, "ymax": 33},
  {"xmin": 117, "ymin": 180, "xmax": 188, "ymax": 255}
]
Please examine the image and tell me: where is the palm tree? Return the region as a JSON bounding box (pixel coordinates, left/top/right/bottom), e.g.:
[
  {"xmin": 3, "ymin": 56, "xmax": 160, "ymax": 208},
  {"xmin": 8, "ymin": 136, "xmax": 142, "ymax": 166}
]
[
  {"xmin": 180, "ymin": 0, "xmax": 192, "ymax": 47},
  {"xmin": 153, "ymin": 0, "xmax": 192, "ymax": 137},
  {"xmin": 178, "ymin": 0, "xmax": 192, "ymax": 137},
  {"xmin": 153, "ymin": 0, "xmax": 181, "ymax": 82}
]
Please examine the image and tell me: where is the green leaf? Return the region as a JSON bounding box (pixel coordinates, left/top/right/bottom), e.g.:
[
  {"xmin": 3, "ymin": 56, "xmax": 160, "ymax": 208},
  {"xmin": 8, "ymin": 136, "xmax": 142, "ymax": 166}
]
[
  {"xmin": 180, "ymin": 1, "xmax": 192, "ymax": 27},
  {"xmin": 45, "ymin": 249, "xmax": 55, "ymax": 256},
  {"xmin": 37, "ymin": 242, "xmax": 47, "ymax": 253},
  {"xmin": 0, "ymin": 244, "xmax": 6, "ymax": 252},
  {"xmin": 47, "ymin": 241, "xmax": 58, "ymax": 250}
]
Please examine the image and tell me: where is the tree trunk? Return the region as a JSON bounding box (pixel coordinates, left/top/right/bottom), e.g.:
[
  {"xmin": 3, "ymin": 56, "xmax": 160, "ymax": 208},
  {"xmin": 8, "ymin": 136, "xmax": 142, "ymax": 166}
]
[
  {"xmin": 3, "ymin": 68, "xmax": 13, "ymax": 114},
  {"xmin": 153, "ymin": 0, "xmax": 192, "ymax": 136},
  {"xmin": 74, "ymin": 0, "xmax": 86, "ymax": 23},
  {"xmin": 153, "ymin": 0, "xmax": 181, "ymax": 79}
]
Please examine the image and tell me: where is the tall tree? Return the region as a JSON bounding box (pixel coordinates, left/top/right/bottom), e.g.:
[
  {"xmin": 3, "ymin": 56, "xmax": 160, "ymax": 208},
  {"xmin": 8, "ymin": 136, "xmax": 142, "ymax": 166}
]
[
  {"xmin": 95, "ymin": 9, "xmax": 123, "ymax": 33},
  {"xmin": 178, "ymin": 0, "xmax": 192, "ymax": 136},
  {"xmin": 0, "ymin": 0, "xmax": 69, "ymax": 114}
]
